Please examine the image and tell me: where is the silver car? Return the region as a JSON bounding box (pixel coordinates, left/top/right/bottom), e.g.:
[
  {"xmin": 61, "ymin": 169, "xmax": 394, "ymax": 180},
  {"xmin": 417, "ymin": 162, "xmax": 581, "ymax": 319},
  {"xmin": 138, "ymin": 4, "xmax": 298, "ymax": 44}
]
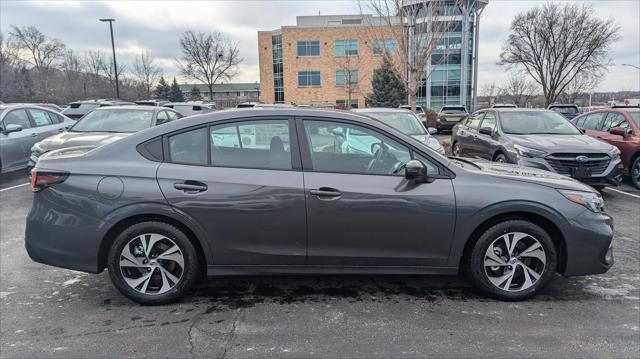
[{"xmin": 0, "ymin": 104, "xmax": 74, "ymax": 173}]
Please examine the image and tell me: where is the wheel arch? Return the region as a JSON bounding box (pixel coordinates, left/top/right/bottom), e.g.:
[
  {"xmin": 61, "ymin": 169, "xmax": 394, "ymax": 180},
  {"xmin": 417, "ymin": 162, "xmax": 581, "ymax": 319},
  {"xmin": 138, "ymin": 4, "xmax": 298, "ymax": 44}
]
[
  {"xmin": 456, "ymin": 210, "xmax": 568, "ymax": 275},
  {"xmin": 97, "ymin": 205, "xmax": 211, "ymax": 275}
]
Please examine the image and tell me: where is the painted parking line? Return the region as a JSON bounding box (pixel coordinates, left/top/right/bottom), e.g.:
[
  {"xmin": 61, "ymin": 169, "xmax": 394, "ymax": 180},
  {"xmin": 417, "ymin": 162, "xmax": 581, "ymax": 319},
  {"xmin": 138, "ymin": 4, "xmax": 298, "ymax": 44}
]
[
  {"xmin": 605, "ymin": 187, "xmax": 640, "ymax": 200},
  {"xmin": 0, "ymin": 183, "xmax": 29, "ymax": 193}
]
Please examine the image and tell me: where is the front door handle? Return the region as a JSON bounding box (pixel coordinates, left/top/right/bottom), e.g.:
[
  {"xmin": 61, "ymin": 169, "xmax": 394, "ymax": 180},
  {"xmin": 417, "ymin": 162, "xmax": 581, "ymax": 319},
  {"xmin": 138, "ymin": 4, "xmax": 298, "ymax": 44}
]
[
  {"xmin": 31, "ymin": 133, "xmax": 38, "ymax": 137},
  {"xmin": 174, "ymin": 181, "xmax": 208, "ymax": 193},
  {"xmin": 310, "ymin": 187, "xmax": 342, "ymax": 198}
]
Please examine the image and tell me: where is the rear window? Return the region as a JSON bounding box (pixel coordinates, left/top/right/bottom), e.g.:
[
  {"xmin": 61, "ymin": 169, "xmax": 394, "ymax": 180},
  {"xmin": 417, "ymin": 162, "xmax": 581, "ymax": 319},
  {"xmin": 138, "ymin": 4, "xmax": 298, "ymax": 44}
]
[
  {"xmin": 550, "ymin": 106, "xmax": 579, "ymax": 114},
  {"xmin": 70, "ymin": 109, "xmax": 153, "ymax": 133},
  {"xmin": 442, "ymin": 106, "xmax": 466, "ymax": 114},
  {"xmin": 69, "ymin": 103, "xmax": 81, "ymax": 109}
]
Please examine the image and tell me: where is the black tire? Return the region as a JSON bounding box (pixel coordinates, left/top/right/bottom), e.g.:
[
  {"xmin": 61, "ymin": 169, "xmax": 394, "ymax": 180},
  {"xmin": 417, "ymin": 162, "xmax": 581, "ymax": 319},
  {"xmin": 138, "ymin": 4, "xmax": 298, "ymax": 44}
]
[
  {"xmin": 107, "ymin": 221, "xmax": 200, "ymax": 305},
  {"xmin": 464, "ymin": 219, "xmax": 557, "ymax": 301},
  {"xmin": 494, "ymin": 152, "xmax": 507, "ymax": 163},
  {"xmin": 631, "ymin": 156, "xmax": 640, "ymax": 189},
  {"xmin": 452, "ymin": 142, "xmax": 461, "ymax": 157}
]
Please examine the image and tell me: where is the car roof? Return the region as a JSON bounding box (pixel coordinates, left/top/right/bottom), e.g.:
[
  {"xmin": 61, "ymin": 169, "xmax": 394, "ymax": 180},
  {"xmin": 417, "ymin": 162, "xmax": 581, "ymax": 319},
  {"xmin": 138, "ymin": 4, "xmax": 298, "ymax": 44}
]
[
  {"xmin": 353, "ymin": 108, "xmax": 413, "ymax": 113},
  {"xmin": 94, "ymin": 105, "xmax": 164, "ymax": 112},
  {"xmin": 484, "ymin": 108, "xmax": 554, "ymax": 113},
  {"xmin": 0, "ymin": 104, "xmax": 61, "ymax": 111},
  {"xmin": 548, "ymin": 104, "xmax": 578, "ymax": 107}
]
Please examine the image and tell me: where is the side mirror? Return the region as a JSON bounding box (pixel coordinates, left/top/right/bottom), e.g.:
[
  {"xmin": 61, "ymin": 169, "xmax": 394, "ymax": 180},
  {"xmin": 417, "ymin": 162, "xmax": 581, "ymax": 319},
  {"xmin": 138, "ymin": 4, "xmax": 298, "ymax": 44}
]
[
  {"xmin": 3, "ymin": 124, "xmax": 22, "ymax": 135},
  {"xmin": 479, "ymin": 127, "xmax": 493, "ymax": 136},
  {"xmin": 427, "ymin": 127, "xmax": 438, "ymax": 135},
  {"xmin": 609, "ymin": 127, "xmax": 630, "ymax": 137},
  {"xmin": 405, "ymin": 159, "xmax": 430, "ymax": 182}
]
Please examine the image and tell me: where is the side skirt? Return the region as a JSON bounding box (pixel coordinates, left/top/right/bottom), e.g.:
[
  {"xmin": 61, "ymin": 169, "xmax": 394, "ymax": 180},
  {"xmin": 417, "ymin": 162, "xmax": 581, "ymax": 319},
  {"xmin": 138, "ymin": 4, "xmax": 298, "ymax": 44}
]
[{"xmin": 206, "ymin": 265, "xmax": 458, "ymax": 277}]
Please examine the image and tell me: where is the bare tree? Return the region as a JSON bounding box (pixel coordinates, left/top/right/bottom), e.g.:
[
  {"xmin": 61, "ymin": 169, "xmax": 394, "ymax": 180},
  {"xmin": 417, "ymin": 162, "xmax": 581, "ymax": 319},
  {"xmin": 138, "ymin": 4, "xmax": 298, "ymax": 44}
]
[
  {"xmin": 557, "ymin": 71, "xmax": 599, "ymax": 104},
  {"xmin": 84, "ymin": 50, "xmax": 108, "ymax": 80},
  {"xmin": 363, "ymin": 0, "xmax": 461, "ymax": 111},
  {"xmin": 334, "ymin": 51, "xmax": 367, "ymax": 108},
  {"xmin": 480, "ymin": 81, "xmax": 498, "ymax": 106},
  {"xmin": 499, "ymin": 2, "xmax": 620, "ymax": 106},
  {"xmin": 133, "ymin": 51, "xmax": 161, "ymax": 98},
  {"xmin": 60, "ymin": 49, "xmax": 84, "ymax": 100},
  {"xmin": 177, "ymin": 30, "xmax": 242, "ymax": 100},
  {"xmin": 499, "ymin": 74, "xmax": 537, "ymax": 107},
  {"xmin": 8, "ymin": 25, "xmax": 65, "ymax": 101}
]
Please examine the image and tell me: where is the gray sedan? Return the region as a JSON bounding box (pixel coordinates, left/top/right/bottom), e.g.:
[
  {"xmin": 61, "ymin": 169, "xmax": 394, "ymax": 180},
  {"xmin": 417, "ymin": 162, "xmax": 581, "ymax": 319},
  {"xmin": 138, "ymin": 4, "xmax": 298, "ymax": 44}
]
[
  {"xmin": 26, "ymin": 109, "xmax": 614, "ymax": 304},
  {"xmin": 0, "ymin": 104, "xmax": 75, "ymax": 174},
  {"xmin": 451, "ymin": 108, "xmax": 623, "ymax": 188}
]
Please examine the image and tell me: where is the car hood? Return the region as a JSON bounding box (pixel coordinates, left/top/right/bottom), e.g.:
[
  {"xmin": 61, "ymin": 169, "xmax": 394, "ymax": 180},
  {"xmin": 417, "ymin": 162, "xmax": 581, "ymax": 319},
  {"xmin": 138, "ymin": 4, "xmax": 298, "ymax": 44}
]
[
  {"xmin": 509, "ymin": 134, "xmax": 612, "ymax": 153},
  {"xmin": 462, "ymin": 158, "xmax": 595, "ymax": 192},
  {"xmin": 34, "ymin": 131, "xmax": 131, "ymax": 154}
]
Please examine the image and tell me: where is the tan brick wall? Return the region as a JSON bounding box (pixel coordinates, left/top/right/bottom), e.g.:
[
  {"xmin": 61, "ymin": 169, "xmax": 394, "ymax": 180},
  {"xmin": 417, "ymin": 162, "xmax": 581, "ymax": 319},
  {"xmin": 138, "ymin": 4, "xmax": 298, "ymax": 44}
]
[{"xmin": 258, "ymin": 26, "xmax": 400, "ymax": 107}]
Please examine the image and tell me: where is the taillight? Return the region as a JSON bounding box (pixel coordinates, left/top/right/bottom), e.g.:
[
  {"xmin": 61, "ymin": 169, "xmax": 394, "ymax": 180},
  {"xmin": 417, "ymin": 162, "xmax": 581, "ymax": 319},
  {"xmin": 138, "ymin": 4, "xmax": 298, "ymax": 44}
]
[{"xmin": 30, "ymin": 169, "xmax": 69, "ymax": 192}]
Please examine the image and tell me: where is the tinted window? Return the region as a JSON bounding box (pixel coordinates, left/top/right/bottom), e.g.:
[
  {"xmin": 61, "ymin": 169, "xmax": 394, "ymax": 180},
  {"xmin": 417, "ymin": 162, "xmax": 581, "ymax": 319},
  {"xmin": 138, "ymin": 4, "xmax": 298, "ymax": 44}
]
[
  {"xmin": 304, "ymin": 120, "xmax": 411, "ymax": 175},
  {"xmin": 71, "ymin": 109, "xmax": 153, "ymax": 133},
  {"xmin": 480, "ymin": 113, "xmax": 497, "ymax": 131},
  {"xmin": 582, "ymin": 113, "xmax": 605, "ymax": 130},
  {"xmin": 2, "ymin": 109, "xmax": 31, "ymax": 129},
  {"xmin": 500, "ymin": 111, "xmax": 580, "ymax": 135},
  {"xmin": 297, "ymin": 40, "xmax": 320, "ymax": 57},
  {"xmin": 465, "ymin": 113, "xmax": 483, "ymax": 129},
  {"xmin": 169, "ymin": 127, "xmax": 208, "ymax": 165},
  {"xmin": 156, "ymin": 111, "xmax": 170, "ymax": 125},
  {"xmin": 28, "ymin": 109, "xmax": 55, "ymax": 127},
  {"xmin": 211, "ymin": 120, "xmax": 291, "ymax": 170}
]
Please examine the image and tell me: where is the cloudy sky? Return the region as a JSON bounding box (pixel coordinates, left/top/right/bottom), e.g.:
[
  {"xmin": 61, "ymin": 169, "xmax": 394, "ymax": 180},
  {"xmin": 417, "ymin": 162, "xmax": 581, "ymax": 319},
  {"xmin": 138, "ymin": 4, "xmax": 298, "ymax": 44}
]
[{"xmin": 1, "ymin": 0, "xmax": 639, "ymax": 93}]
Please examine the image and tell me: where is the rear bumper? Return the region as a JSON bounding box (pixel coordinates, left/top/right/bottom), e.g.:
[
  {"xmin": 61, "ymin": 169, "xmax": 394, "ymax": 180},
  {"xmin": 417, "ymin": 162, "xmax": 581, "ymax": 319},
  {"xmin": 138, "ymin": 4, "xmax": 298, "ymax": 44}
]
[
  {"xmin": 436, "ymin": 120, "xmax": 463, "ymax": 132},
  {"xmin": 560, "ymin": 209, "xmax": 614, "ymax": 276}
]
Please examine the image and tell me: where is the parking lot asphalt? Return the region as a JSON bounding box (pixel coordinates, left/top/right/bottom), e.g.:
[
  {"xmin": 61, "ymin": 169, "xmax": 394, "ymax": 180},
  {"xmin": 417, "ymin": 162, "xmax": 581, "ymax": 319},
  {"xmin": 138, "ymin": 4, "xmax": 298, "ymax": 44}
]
[{"xmin": 1, "ymin": 167, "xmax": 639, "ymax": 358}]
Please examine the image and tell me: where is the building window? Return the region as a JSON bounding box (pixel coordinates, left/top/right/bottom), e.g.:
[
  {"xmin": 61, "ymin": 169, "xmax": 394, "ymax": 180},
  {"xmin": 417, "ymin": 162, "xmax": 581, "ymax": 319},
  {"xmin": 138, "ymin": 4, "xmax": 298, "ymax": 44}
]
[
  {"xmin": 335, "ymin": 70, "xmax": 358, "ymax": 86},
  {"xmin": 272, "ymin": 34, "xmax": 284, "ymax": 104},
  {"xmin": 297, "ymin": 40, "xmax": 320, "ymax": 57},
  {"xmin": 298, "ymin": 71, "xmax": 321, "ymax": 87},
  {"xmin": 373, "ymin": 39, "xmax": 396, "ymax": 55},
  {"xmin": 335, "ymin": 40, "xmax": 358, "ymax": 56},
  {"xmin": 336, "ymin": 99, "xmax": 358, "ymax": 109}
]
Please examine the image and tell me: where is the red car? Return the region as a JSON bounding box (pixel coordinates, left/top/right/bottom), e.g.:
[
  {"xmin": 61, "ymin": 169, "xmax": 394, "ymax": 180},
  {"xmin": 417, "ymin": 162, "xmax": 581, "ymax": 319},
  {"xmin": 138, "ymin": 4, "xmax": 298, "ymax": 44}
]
[{"xmin": 572, "ymin": 107, "xmax": 640, "ymax": 188}]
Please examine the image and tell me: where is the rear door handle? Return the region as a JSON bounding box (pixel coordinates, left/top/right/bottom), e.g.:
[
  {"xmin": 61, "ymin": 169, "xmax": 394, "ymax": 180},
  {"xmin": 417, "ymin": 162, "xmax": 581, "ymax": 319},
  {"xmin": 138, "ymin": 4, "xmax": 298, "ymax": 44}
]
[
  {"xmin": 174, "ymin": 181, "xmax": 208, "ymax": 193},
  {"xmin": 310, "ymin": 187, "xmax": 342, "ymax": 198}
]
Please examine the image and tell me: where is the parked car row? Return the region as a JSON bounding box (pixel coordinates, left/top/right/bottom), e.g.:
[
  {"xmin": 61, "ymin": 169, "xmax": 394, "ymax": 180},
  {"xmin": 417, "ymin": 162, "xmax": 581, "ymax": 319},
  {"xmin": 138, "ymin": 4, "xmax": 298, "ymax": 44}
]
[{"xmin": 450, "ymin": 107, "xmax": 640, "ymax": 189}]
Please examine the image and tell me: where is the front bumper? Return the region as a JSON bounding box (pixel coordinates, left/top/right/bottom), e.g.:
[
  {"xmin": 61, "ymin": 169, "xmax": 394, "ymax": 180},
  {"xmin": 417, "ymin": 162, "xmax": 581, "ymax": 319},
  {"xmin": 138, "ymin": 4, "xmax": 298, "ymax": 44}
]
[
  {"xmin": 560, "ymin": 209, "xmax": 614, "ymax": 276},
  {"xmin": 515, "ymin": 155, "xmax": 623, "ymax": 187}
]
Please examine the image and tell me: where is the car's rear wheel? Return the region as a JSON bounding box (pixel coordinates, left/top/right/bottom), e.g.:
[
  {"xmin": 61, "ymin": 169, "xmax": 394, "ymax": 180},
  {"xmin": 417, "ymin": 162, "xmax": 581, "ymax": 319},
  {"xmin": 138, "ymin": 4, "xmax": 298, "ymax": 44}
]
[
  {"xmin": 452, "ymin": 142, "xmax": 461, "ymax": 157},
  {"xmin": 631, "ymin": 157, "xmax": 640, "ymax": 189},
  {"xmin": 465, "ymin": 219, "xmax": 557, "ymax": 300},
  {"xmin": 107, "ymin": 221, "xmax": 199, "ymax": 305}
]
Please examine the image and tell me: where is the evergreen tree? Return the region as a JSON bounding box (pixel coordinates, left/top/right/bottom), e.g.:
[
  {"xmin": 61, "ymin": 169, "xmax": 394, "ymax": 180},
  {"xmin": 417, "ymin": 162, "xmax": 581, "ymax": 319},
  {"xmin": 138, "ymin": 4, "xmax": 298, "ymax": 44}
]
[
  {"xmin": 154, "ymin": 76, "xmax": 171, "ymax": 100},
  {"xmin": 187, "ymin": 85, "xmax": 203, "ymax": 101},
  {"xmin": 168, "ymin": 77, "xmax": 185, "ymax": 102},
  {"xmin": 366, "ymin": 57, "xmax": 407, "ymax": 108}
]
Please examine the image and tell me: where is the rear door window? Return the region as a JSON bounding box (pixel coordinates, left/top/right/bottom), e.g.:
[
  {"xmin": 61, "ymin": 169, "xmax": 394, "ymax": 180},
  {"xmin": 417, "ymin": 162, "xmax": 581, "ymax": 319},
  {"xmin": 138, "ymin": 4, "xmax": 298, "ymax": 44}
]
[
  {"xmin": 28, "ymin": 109, "xmax": 55, "ymax": 127},
  {"xmin": 168, "ymin": 127, "xmax": 208, "ymax": 165},
  {"xmin": 582, "ymin": 113, "xmax": 605, "ymax": 130}
]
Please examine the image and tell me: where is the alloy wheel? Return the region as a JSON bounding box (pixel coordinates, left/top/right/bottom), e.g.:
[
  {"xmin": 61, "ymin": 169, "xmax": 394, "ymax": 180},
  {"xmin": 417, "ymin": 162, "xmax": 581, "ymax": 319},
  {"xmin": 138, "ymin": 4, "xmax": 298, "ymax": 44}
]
[
  {"xmin": 632, "ymin": 159, "xmax": 640, "ymax": 187},
  {"xmin": 119, "ymin": 233, "xmax": 184, "ymax": 295},
  {"xmin": 453, "ymin": 143, "xmax": 460, "ymax": 156},
  {"xmin": 483, "ymin": 232, "xmax": 546, "ymax": 292}
]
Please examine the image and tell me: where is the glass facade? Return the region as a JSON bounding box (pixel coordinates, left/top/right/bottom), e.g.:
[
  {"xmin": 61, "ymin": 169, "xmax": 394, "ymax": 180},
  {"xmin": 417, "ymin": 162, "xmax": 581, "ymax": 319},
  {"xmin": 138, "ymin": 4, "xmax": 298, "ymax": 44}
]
[{"xmin": 272, "ymin": 35, "xmax": 284, "ymax": 104}]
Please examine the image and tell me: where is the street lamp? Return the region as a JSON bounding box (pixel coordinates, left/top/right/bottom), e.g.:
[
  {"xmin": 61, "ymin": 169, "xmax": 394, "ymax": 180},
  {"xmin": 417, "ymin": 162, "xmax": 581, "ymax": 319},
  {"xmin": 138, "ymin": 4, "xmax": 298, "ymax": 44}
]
[
  {"xmin": 621, "ymin": 63, "xmax": 640, "ymax": 70},
  {"xmin": 99, "ymin": 18, "xmax": 120, "ymax": 99}
]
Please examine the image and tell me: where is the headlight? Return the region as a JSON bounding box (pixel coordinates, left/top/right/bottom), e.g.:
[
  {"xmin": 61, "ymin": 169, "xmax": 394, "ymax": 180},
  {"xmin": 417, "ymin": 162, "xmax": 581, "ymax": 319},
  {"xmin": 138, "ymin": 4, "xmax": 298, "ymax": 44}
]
[
  {"xmin": 513, "ymin": 144, "xmax": 546, "ymax": 158},
  {"xmin": 559, "ymin": 190, "xmax": 604, "ymax": 212},
  {"xmin": 608, "ymin": 146, "xmax": 621, "ymax": 157}
]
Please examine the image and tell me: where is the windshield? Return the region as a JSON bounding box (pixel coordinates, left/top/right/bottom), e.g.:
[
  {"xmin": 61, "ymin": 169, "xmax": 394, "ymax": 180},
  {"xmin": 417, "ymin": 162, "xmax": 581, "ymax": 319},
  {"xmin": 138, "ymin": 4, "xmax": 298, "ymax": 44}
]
[
  {"xmin": 550, "ymin": 106, "xmax": 578, "ymax": 114},
  {"xmin": 442, "ymin": 107, "xmax": 466, "ymax": 114},
  {"xmin": 630, "ymin": 113, "xmax": 640, "ymax": 127},
  {"xmin": 70, "ymin": 109, "xmax": 153, "ymax": 133},
  {"xmin": 365, "ymin": 112, "xmax": 426, "ymax": 135},
  {"xmin": 501, "ymin": 111, "xmax": 581, "ymax": 135}
]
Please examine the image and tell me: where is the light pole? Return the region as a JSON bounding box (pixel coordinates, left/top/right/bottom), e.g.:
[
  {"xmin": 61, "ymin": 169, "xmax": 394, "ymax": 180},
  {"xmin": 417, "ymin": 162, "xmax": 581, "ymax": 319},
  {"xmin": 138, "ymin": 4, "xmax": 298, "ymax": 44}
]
[
  {"xmin": 99, "ymin": 18, "xmax": 119, "ymax": 99},
  {"xmin": 621, "ymin": 63, "xmax": 640, "ymax": 70}
]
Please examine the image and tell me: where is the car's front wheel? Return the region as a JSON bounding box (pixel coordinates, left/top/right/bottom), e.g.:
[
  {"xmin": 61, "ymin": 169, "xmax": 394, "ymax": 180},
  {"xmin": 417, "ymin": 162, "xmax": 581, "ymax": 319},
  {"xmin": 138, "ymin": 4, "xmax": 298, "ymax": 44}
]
[
  {"xmin": 631, "ymin": 156, "xmax": 640, "ymax": 189},
  {"xmin": 465, "ymin": 219, "xmax": 557, "ymax": 300},
  {"xmin": 107, "ymin": 221, "xmax": 200, "ymax": 305},
  {"xmin": 452, "ymin": 142, "xmax": 461, "ymax": 157}
]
